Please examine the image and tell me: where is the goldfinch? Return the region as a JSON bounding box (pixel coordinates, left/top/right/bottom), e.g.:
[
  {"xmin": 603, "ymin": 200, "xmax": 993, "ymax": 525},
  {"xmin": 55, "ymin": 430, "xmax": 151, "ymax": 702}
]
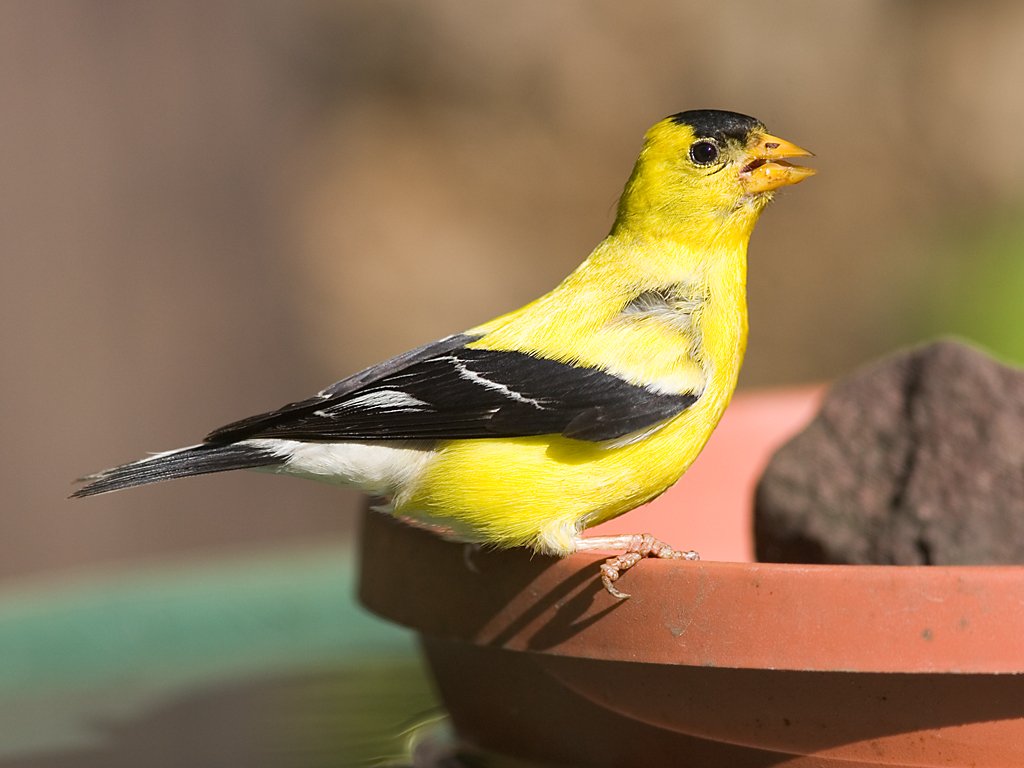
[{"xmin": 73, "ymin": 110, "xmax": 813, "ymax": 597}]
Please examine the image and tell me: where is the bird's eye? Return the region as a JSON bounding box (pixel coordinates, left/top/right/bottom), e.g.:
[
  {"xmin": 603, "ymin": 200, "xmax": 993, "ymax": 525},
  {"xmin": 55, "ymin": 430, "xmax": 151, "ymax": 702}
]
[{"xmin": 689, "ymin": 140, "xmax": 720, "ymax": 166}]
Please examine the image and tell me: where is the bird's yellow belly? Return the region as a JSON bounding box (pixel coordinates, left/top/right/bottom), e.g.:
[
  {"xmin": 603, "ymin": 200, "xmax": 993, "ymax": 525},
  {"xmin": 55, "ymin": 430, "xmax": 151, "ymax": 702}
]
[{"xmin": 394, "ymin": 388, "xmax": 730, "ymax": 554}]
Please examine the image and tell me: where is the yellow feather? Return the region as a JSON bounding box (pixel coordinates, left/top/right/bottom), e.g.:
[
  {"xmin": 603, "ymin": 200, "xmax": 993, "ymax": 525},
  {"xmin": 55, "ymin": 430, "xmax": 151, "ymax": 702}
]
[{"xmin": 392, "ymin": 112, "xmax": 804, "ymax": 554}]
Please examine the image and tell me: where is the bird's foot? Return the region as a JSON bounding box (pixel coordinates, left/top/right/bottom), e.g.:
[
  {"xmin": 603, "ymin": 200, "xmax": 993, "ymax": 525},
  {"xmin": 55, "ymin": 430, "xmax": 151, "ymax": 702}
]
[{"xmin": 574, "ymin": 533, "xmax": 699, "ymax": 599}]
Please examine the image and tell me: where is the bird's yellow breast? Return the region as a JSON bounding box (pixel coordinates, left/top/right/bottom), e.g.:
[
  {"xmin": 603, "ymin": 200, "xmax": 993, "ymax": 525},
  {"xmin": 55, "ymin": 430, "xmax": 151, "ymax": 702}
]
[{"xmin": 394, "ymin": 234, "xmax": 749, "ymax": 555}]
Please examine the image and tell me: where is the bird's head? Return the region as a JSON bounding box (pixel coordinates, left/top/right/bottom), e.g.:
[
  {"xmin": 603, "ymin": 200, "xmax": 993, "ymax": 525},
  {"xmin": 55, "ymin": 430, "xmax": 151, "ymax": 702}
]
[{"xmin": 614, "ymin": 109, "xmax": 814, "ymax": 246}]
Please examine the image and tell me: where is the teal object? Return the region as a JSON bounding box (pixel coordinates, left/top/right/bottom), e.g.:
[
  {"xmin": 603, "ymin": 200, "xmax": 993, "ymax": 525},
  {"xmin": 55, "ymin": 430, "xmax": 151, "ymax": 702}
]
[{"xmin": 0, "ymin": 544, "xmax": 422, "ymax": 758}]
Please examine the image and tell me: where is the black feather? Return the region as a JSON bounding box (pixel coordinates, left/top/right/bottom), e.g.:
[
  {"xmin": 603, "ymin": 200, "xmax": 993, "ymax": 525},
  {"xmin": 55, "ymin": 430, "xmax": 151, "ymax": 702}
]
[
  {"xmin": 205, "ymin": 333, "xmax": 477, "ymax": 442},
  {"xmin": 205, "ymin": 345, "xmax": 700, "ymax": 444},
  {"xmin": 667, "ymin": 109, "xmax": 763, "ymax": 145},
  {"xmin": 71, "ymin": 443, "xmax": 282, "ymax": 498},
  {"xmin": 72, "ymin": 334, "xmax": 703, "ymax": 498}
]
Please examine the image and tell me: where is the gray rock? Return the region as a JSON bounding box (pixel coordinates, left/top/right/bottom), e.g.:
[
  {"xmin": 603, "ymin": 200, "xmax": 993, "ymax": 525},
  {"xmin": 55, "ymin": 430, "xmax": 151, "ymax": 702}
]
[{"xmin": 755, "ymin": 340, "xmax": 1024, "ymax": 564}]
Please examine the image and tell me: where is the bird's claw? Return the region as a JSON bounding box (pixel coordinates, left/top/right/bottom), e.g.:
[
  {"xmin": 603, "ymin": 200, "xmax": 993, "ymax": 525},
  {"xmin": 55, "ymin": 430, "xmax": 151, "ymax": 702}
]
[{"xmin": 597, "ymin": 533, "xmax": 699, "ymax": 599}]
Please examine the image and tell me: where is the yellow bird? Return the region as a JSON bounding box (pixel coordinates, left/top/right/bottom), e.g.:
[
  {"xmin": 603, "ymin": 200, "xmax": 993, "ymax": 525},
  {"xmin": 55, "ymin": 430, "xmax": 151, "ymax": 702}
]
[{"xmin": 73, "ymin": 110, "xmax": 813, "ymax": 597}]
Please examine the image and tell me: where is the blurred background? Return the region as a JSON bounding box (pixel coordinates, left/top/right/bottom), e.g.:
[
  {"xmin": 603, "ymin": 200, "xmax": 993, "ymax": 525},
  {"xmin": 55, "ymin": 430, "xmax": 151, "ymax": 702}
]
[{"xmin": 4, "ymin": 0, "xmax": 1024, "ymax": 764}]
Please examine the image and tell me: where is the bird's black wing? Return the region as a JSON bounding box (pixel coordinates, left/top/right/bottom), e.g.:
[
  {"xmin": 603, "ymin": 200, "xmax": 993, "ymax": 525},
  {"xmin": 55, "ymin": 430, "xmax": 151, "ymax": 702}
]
[{"xmin": 206, "ymin": 334, "xmax": 699, "ymax": 444}]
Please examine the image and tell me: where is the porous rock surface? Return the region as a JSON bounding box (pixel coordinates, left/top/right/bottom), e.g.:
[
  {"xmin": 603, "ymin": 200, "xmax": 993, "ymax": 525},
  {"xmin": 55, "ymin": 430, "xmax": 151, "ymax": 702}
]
[{"xmin": 755, "ymin": 340, "xmax": 1024, "ymax": 565}]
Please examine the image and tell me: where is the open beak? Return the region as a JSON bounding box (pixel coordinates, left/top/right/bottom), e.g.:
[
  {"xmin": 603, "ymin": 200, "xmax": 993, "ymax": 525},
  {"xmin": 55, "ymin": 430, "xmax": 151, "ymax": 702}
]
[{"xmin": 740, "ymin": 133, "xmax": 816, "ymax": 194}]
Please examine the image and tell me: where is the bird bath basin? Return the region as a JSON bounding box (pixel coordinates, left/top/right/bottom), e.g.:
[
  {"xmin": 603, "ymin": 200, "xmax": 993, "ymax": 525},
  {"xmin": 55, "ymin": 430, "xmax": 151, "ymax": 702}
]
[{"xmin": 358, "ymin": 390, "xmax": 1024, "ymax": 767}]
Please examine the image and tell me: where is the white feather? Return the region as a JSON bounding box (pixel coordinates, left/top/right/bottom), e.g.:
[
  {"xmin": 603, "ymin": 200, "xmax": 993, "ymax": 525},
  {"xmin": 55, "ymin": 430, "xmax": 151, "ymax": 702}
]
[
  {"xmin": 243, "ymin": 438, "xmax": 434, "ymax": 497},
  {"xmin": 138, "ymin": 444, "xmax": 203, "ymax": 463},
  {"xmin": 438, "ymin": 355, "xmax": 546, "ymax": 408},
  {"xmin": 314, "ymin": 389, "xmax": 428, "ymax": 417}
]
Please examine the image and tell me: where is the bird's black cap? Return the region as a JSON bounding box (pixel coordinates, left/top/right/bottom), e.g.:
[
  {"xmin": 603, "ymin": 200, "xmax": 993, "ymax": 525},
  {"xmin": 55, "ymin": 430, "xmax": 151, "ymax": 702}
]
[{"xmin": 668, "ymin": 110, "xmax": 763, "ymax": 144}]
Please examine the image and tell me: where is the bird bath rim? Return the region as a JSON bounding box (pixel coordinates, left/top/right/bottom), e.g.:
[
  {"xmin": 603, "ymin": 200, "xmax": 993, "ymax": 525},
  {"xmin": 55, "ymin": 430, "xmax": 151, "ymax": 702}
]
[{"xmin": 357, "ymin": 510, "xmax": 1024, "ymax": 676}]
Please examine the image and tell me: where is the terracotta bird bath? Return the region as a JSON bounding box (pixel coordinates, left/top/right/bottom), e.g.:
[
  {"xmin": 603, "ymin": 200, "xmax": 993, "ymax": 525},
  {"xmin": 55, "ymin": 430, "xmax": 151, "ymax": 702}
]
[{"xmin": 358, "ymin": 389, "xmax": 1024, "ymax": 767}]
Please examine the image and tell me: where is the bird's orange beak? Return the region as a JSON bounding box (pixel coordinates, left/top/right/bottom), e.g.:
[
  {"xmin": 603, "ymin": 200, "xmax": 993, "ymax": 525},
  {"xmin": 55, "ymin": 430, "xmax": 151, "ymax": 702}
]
[{"xmin": 740, "ymin": 133, "xmax": 816, "ymax": 194}]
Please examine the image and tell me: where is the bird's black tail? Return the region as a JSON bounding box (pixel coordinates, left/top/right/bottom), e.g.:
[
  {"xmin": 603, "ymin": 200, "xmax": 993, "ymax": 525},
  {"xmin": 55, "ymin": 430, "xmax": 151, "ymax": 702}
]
[{"xmin": 71, "ymin": 442, "xmax": 283, "ymax": 498}]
